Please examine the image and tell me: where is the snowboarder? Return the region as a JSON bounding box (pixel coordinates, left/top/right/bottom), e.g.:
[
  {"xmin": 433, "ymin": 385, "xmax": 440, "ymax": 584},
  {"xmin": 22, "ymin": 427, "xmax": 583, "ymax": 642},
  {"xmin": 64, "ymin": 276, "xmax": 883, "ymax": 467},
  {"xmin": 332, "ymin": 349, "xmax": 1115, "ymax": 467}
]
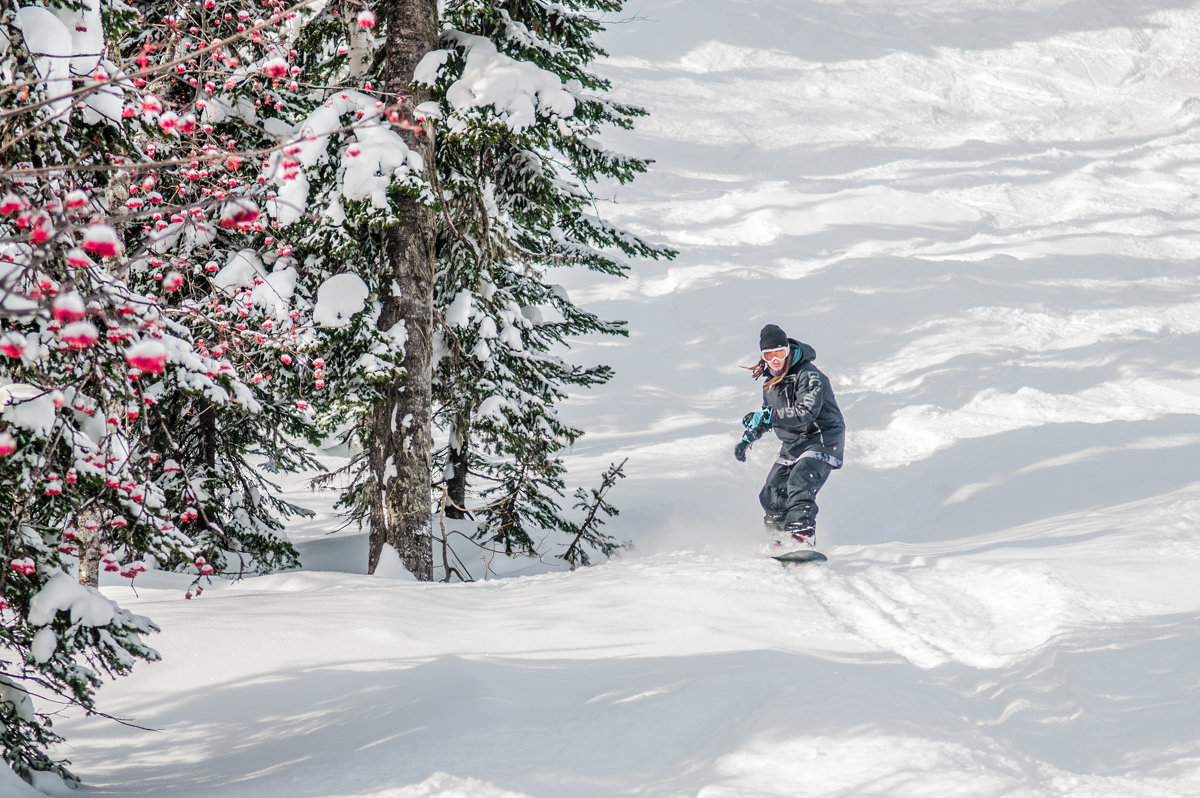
[{"xmin": 734, "ymin": 323, "xmax": 845, "ymax": 549}]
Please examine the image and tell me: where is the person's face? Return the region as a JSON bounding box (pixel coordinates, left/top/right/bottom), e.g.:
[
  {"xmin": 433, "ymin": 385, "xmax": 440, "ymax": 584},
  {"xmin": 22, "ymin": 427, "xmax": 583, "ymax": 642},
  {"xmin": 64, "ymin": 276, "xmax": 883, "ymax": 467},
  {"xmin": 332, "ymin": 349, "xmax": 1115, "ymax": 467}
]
[{"xmin": 762, "ymin": 346, "xmax": 788, "ymax": 374}]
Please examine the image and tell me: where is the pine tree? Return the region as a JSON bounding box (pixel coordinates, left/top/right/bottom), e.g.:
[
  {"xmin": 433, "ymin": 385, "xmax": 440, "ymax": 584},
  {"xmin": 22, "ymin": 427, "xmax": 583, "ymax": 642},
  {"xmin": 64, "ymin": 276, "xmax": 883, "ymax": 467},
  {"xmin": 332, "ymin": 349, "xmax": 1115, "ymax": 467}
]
[
  {"xmin": 416, "ymin": 0, "xmax": 673, "ymax": 567},
  {"xmin": 270, "ymin": 0, "xmax": 441, "ymax": 578},
  {"xmin": 561, "ymin": 458, "xmax": 628, "ymax": 569},
  {"xmin": 363, "ymin": 0, "xmax": 439, "ymax": 579}
]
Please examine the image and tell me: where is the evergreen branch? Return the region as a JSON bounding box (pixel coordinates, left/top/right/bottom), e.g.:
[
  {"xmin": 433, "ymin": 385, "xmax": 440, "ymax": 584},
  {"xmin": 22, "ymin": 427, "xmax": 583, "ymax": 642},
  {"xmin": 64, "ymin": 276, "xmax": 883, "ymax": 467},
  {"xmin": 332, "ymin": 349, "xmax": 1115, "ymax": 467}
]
[{"xmin": 560, "ymin": 458, "xmax": 627, "ymax": 570}]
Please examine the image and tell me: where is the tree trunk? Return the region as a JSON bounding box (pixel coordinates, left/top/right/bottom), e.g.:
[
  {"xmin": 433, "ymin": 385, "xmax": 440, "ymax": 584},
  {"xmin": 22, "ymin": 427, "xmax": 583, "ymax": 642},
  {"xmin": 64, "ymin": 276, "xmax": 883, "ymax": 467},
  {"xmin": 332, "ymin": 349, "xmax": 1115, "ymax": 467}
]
[
  {"xmin": 76, "ymin": 508, "xmax": 102, "ymax": 588},
  {"xmin": 199, "ymin": 400, "xmax": 217, "ymax": 468},
  {"xmin": 367, "ymin": 0, "xmax": 438, "ymax": 579},
  {"xmin": 445, "ymin": 415, "xmax": 470, "ymax": 519}
]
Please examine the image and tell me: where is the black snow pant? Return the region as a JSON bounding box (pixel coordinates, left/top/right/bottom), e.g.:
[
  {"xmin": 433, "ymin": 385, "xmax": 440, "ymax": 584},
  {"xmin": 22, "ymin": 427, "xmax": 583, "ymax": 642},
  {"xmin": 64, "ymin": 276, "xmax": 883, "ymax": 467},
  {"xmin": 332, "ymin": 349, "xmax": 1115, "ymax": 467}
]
[{"xmin": 759, "ymin": 456, "xmax": 833, "ymax": 529}]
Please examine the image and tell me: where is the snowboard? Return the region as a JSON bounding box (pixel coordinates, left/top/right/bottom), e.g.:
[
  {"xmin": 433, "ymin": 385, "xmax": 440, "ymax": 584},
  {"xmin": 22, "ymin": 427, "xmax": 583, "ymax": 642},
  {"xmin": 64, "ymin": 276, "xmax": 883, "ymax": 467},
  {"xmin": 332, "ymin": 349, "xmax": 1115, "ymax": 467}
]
[{"xmin": 772, "ymin": 549, "xmax": 828, "ymax": 565}]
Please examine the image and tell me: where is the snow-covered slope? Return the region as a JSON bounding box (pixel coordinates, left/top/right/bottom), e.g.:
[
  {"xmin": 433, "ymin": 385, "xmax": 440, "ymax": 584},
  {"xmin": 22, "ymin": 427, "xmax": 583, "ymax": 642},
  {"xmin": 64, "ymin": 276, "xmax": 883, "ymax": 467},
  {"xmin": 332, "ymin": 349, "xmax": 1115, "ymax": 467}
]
[
  {"xmin": 40, "ymin": 1, "xmax": 1200, "ymax": 796},
  {"xmin": 47, "ymin": 533, "xmax": 1200, "ymax": 798}
]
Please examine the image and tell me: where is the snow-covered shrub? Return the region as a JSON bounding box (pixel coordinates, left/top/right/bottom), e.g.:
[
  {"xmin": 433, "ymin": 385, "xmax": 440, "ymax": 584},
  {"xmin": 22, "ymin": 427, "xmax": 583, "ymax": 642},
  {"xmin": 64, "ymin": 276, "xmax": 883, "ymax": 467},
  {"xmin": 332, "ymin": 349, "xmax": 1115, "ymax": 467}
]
[{"xmin": 0, "ymin": 0, "xmax": 393, "ymax": 782}]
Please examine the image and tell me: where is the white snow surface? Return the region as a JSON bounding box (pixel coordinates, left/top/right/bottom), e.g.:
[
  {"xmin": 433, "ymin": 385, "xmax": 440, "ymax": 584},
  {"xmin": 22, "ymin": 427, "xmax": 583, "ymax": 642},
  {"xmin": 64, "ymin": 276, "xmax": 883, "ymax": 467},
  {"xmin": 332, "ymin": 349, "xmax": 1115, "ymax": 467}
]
[
  {"xmin": 14, "ymin": 0, "xmax": 112, "ymax": 124},
  {"xmin": 425, "ymin": 32, "xmax": 576, "ymax": 133},
  {"xmin": 13, "ymin": 6, "xmax": 73, "ymax": 120},
  {"xmin": 313, "ymin": 273, "xmax": 370, "ymax": 328},
  {"xmin": 0, "ymin": 383, "xmax": 58, "ymax": 435},
  {"xmin": 266, "ymin": 90, "xmax": 417, "ymax": 225},
  {"xmin": 27, "ymin": 572, "xmax": 116, "ymax": 628},
  {"xmin": 35, "ymin": 1, "xmax": 1200, "ymax": 796}
]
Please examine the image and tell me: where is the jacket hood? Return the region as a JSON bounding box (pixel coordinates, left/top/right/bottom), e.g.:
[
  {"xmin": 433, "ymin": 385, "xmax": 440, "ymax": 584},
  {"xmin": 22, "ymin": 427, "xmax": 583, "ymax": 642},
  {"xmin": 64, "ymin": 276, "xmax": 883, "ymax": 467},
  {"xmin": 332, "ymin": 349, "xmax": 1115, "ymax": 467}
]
[{"xmin": 788, "ymin": 339, "xmax": 816, "ymax": 369}]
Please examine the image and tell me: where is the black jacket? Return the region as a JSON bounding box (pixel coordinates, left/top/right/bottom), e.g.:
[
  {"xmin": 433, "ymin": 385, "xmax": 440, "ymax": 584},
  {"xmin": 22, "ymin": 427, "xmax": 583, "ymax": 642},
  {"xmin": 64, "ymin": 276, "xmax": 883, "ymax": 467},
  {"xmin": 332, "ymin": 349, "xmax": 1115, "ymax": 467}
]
[{"xmin": 748, "ymin": 339, "xmax": 845, "ymax": 467}]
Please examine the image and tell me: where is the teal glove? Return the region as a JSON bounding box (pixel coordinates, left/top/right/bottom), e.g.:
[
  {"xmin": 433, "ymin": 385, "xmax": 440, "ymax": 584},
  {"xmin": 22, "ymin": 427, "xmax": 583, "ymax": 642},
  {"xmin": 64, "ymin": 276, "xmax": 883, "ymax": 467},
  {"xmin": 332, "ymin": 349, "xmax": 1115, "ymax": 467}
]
[{"xmin": 742, "ymin": 408, "xmax": 772, "ymax": 441}]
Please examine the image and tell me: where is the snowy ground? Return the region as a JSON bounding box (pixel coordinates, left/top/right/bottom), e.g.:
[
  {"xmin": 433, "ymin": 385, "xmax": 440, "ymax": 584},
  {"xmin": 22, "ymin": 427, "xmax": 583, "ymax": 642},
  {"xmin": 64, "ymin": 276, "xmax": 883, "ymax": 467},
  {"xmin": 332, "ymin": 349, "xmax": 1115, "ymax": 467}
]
[{"xmin": 17, "ymin": 0, "xmax": 1200, "ymax": 796}]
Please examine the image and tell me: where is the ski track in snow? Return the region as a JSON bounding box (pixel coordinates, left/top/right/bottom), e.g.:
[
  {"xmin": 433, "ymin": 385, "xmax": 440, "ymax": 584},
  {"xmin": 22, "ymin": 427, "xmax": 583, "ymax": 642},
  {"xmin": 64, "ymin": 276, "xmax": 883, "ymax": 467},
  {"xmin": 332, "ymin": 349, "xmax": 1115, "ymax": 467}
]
[{"xmin": 36, "ymin": 0, "xmax": 1200, "ymax": 796}]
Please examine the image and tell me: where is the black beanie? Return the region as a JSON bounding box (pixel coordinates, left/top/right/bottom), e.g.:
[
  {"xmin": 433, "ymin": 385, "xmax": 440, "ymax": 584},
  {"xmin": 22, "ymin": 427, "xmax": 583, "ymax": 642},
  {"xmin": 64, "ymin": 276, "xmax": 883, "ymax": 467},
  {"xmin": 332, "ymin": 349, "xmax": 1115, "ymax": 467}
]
[{"xmin": 759, "ymin": 324, "xmax": 788, "ymax": 351}]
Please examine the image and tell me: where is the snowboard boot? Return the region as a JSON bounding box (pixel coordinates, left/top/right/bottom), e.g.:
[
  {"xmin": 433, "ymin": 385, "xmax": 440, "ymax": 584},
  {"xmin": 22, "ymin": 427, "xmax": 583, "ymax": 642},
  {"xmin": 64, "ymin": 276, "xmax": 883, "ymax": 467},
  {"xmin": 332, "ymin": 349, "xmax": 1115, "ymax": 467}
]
[
  {"xmin": 764, "ymin": 513, "xmax": 789, "ymax": 551},
  {"xmin": 783, "ymin": 521, "xmax": 816, "ymax": 549},
  {"xmin": 763, "ymin": 513, "xmax": 786, "ymax": 533}
]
